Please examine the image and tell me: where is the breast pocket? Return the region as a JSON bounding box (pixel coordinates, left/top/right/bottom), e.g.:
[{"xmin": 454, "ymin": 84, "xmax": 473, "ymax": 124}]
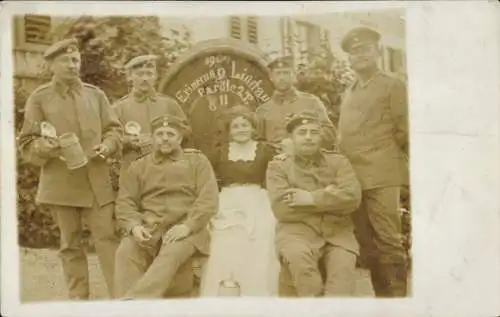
[
  {"xmin": 366, "ymin": 94, "xmax": 391, "ymax": 125},
  {"xmin": 166, "ymin": 160, "xmax": 194, "ymax": 190}
]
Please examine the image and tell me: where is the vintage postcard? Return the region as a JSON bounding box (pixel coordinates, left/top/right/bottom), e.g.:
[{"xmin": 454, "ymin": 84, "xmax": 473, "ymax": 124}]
[{"xmin": 1, "ymin": 1, "xmax": 499, "ymax": 317}]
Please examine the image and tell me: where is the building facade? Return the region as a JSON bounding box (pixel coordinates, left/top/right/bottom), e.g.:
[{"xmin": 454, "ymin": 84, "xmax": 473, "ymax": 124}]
[
  {"xmin": 12, "ymin": 11, "xmax": 407, "ymax": 94},
  {"xmin": 13, "ymin": 15, "xmax": 66, "ymax": 92},
  {"xmin": 168, "ymin": 9, "xmax": 407, "ymax": 76}
]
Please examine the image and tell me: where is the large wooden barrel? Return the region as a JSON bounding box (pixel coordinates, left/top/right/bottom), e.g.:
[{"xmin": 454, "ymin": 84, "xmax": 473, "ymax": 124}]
[{"xmin": 159, "ymin": 39, "xmax": 274, "ymax": 160}]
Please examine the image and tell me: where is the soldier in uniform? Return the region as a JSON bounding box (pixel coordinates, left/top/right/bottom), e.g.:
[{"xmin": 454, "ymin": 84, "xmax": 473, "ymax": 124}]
[
  {"xmin": 17, "ymin": 38, "xmax": 122, "ymax": 299},
  {"xmin": 114, "ymin": 115, "xmax": 219, "ymax": 299},
  {"xmin": 112, "ymin": 55, "xmax": 188, "ymax": 174},
  {"xmin": 338, "ymin": 26, "xmax": 409, "ymax": 297},
  {"xmin": 266, "ymin": 110, "xmax": 362, "ymax": 297},
  {"xmin": 256, "ymin": 56, "xmax": 337, "ymax": 154}
]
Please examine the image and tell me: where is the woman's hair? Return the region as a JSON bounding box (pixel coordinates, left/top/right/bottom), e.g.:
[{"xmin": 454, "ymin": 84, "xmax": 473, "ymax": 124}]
[
  {"xmin": 223, "ymin": 104, "xmax": 258, "ymax": 130},
  {"xmin": 222, "ymin": 105, "xmax": 259, "ymax": 141}
]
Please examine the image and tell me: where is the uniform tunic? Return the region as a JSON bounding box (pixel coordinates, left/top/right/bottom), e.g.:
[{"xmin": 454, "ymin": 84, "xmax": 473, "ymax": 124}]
[
  {"xmin": 112, "ymin": 91, "xmax": 187, "ymax": 172},
  {"xmin": 17, "ymin": 78, "xmax": 122, "ymax": 208},
  {"xmin": 338, "ymin": 72, "xmax": 409, "ymax": 190},
  {"xmin": 266, "ymin": 150, "xmax": 362, "ymax": 296},
  {"xmin": 114, "ymin": 148, "xmax": 219, "ymax": 255},
  {"xmin": 256, "ymin": 88, "xmax": 337, "ymax": 149},
  {"xmin": 266, "ymin": 151, "xmax": 361, "ymax": 255}
]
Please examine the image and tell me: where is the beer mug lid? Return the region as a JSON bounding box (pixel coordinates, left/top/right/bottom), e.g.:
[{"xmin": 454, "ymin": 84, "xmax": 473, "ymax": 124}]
[
  {"xmin": 125, "ymin": 121, "xmax": 142, "ymax": 135},
  {"xmin": 40, "ymin": 121, "xmax": 57, "ymax": 138},
  {"xmin": 220, "ymin": 279, "xmax": 239, "ymax": 287}
]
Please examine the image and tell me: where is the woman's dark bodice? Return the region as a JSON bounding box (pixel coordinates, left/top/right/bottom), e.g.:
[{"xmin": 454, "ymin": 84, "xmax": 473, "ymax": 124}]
[{"xmin": 211, "ymin": 142, "xmax": 276, "ymax": 189}]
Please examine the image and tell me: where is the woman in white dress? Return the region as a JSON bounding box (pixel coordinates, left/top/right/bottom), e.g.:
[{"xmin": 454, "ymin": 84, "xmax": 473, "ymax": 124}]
[{"xmin": 200, "ymin": 105, "xmax": 279, "ymax": 296}]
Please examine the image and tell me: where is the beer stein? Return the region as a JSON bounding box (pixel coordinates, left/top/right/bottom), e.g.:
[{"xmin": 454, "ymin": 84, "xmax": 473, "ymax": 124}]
[
  {"xmin": 58, "ymin": 132, "xmax": 88, "ymax": 170},
  {"xmin": 218, "ymin": 276, "xmax": 241, "ymax": 296}
]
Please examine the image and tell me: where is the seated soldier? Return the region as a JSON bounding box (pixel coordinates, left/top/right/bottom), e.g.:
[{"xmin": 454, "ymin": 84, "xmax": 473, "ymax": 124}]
[
  {"xmin": 266, "ymin": 110, "xmax": 362, "ymax": 297},
  {"xmin": 114, "ymin": 115, "xmax": 219, "ymax": 299}
]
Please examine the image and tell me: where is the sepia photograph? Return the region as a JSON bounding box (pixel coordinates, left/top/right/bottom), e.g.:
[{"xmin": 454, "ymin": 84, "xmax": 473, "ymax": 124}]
[
  {"xmin": 13, "ymin": 8, "xmax": 411, "ymax": 302},
  {"xmin": 2, "ymin": 1, "xmax": 499, "ymax": 317}
]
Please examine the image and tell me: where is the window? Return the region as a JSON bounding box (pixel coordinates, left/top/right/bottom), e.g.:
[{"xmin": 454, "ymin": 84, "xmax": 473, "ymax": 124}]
[
  {"xmin": 295, "ymin": 21, "xmax": 321, "ymax": 63},
  {"xmin": 247, "ymin": 16, "xmax": 258, "ymax": 44},
  {"xmin": 24, "ymin": 15, "xmax": 52, "ymax": 45},
  {"xmin": 280, "ymin": 17, "xmax": 293, "ymax": 56},
  {"xmin": 321, "ymin": 29, "xmax": 331, "ymax": 50},
  {"xmin": 387, "ymin": 47, "xmax": 404, "ymax": 73},
  {"xmin": 379, "ymin": 45, "xmax": 386, "ymax": 70},
  {"xmin": 229, "ymin": 16, "xmax": 242, "ymax": 40}
]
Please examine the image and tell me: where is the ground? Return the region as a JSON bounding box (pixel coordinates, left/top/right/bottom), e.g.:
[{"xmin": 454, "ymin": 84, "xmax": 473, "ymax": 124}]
[
  {"xmin": 20, "ymin": 247, "xmax": 380, "ymax": 302},
  {"xmin": 20, "ymin": 247, "xmax": 109, "ymax": 302}
]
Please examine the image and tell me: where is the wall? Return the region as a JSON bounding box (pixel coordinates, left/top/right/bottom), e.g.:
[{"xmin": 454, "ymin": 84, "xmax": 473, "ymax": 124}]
[
  {"xmin": 13, "ymin": 16, "xmax": 67, "ymax": 92},
  {"xmin": 291, "ymin": 9, "xmax": 406, "ymax": 73},
  {"xmin": 160, "ymin": 17, "xmax": 229, "ymax": 44}
]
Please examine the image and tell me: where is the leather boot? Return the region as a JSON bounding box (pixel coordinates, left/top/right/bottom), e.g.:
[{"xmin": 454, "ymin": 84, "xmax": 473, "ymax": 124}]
[
  {"xmin": 379, "ymin": 262, "xmax": 408, "ymax": 297},
  {"xmin": 368, "ymin": 261, "xmax": 391, "ymax": 297}
]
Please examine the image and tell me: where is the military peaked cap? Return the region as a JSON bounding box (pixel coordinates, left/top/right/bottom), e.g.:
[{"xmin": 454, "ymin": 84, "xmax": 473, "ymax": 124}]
[
  {"xmin": 267, "ymin": 55, "xmax": 294, "ymax": 70},
  {"xmin": 43, "ymin": 38, "xmax": 79, "ymax": 60},
  {"xmin": 285, "ymin": 110, "xmax": 321, "ymax": 133},
  {"xmin": 124, "ymin": 55, "xmax": 158, "ymax": 71},
  {"xmin": 150, "ymin": 115, "xmax": 191, "ymax": 136},
  {"xmin": 341, "ymin": 26, "xmax": 381, "ymax": 53}
]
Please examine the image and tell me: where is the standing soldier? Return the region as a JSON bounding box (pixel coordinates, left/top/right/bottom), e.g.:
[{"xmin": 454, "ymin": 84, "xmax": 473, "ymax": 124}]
[
  {"xmin": 112, "ymin": 55, "xmax": 187, "ymax": 174},
  {"xmin": 338, "ymin": 26, "xmax": 409, "ymax": 297},
  {"xmin": 256, "ymin": 56, "xmax": 337, "ymax": 154},
  {"xmin": 17, "ymin": 38, "xmax": 122, "ymax": 300}
]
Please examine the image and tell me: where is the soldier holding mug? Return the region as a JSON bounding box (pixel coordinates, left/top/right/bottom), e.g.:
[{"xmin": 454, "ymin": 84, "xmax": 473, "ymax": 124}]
[{"xmin": 17, "ymin": 38, "xmax": 123, "ymax": 300}]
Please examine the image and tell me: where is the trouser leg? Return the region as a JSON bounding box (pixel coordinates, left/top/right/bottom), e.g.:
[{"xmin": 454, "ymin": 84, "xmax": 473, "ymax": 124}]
[
  {"xmin": 278, "ymin": 242, "xmax": 322, "ymax": 297},
  {"xmin": 352, "ymin": 198, "xmax": 387, "ymax": 295},
  {"xmin": 124, "ymin": 240, "xmax": 196, "ymax": 299},
  {"xmin": 322, "ymin": 245, "xmax": 357, "ymax": 297},
  {"xmin": 164, "ymin": 258, "xmax": 195, "ymax": 298},
  {"xmin": 365, "ymin": 187, "xmax": 408, "ymax": 297},
  {"xmin": 84, "ymin": 201, "xmax": 120, "ymax": 298},
  {"xmin": 278, "ymin": 261, "xmax": 298, "ymax": 297},
  {"xmin": 50, "ymin": 206, "xmax": 89, "ymax": 300},
  {"xmin": 351, "ymin": 198, "xmax": 377, "ymax": 268},
  {"xmin": 113, "ymin": 236, "xmax": 153, "ymax": 298}
]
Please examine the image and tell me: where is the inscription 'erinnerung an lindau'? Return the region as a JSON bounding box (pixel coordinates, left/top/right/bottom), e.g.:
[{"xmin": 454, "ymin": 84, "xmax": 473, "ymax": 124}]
[{"xmin": 175, "ymin": 57, "xmax": 271, "ymax": 105}]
